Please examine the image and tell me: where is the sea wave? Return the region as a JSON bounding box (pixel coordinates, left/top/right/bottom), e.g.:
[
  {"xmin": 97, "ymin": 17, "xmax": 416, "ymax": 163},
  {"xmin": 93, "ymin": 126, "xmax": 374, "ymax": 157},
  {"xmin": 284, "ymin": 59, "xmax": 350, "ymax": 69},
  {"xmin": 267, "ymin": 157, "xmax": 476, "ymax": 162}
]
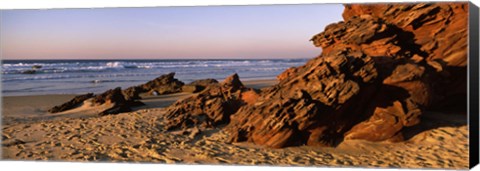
[
  {"xmin": 1, "ymin": 59, "xmax": 309, "ymax": 96},
  {"xmin": 2, "ymin": 59, "xmax": 305, "ymax": 72}
]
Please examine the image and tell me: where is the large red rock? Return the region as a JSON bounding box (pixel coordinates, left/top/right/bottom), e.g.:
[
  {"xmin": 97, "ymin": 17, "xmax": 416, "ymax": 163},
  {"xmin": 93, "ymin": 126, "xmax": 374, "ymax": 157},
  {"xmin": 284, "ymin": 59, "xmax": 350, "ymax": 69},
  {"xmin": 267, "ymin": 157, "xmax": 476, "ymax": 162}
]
[
  {"xmin": 225, "ymin": 2, "xmax": 467, "ymax": 148},
  {"xmin": 226, "ymin": 49, "xmax": 381, "ymax": 148}
]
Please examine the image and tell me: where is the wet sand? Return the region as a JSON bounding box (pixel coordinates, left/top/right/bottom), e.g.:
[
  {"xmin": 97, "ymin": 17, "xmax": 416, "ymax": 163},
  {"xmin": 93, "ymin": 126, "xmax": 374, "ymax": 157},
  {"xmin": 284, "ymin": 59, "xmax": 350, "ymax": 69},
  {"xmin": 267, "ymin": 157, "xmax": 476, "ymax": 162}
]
[{"xmin": 0, "ymin": 79, "xmax": 469, "ymax": 169}]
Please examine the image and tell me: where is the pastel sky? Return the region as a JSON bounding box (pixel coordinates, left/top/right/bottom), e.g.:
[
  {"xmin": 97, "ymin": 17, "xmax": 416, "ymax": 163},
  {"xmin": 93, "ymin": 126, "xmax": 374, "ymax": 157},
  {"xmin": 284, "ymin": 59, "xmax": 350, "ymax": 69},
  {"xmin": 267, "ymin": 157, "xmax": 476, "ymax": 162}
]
[{"xmin": 0, "ymin": 4, "xmax": 344, "ymax": 59}]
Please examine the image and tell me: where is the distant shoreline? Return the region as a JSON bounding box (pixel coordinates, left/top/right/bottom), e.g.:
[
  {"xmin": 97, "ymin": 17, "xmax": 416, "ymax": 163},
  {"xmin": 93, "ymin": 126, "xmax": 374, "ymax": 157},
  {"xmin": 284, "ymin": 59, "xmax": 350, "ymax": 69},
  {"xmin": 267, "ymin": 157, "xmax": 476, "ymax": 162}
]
[
  {"xmin": 1, "ymin": 78, "xmax": 278, "ymax": 97},
  {"xmin": 2, "ymin": 59, "xmax": 294, "ymax": 96}
]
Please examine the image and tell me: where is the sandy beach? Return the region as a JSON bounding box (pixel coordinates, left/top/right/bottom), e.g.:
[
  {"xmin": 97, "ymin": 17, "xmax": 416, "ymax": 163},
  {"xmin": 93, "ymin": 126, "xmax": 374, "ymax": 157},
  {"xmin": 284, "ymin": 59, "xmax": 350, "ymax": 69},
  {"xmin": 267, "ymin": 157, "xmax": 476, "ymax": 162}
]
[{"xmin": 0, "ymin": 79, "xmax": 469, "ymax": 169}]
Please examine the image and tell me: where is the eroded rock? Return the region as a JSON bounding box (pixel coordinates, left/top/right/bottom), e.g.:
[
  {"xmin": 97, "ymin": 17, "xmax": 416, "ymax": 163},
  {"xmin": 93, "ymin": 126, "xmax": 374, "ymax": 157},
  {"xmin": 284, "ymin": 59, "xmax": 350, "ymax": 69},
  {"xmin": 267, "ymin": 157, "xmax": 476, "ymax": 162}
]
[
  {"xmin": 163, "ymin": 74, "xmax": 257, "ymax": 131},
  {"xmin": 92, "ymin": 87, "xmax": 145, "ymax": 116},
  {"xmin": 139, "ymin": 72, "xmax": 184, "ymax": 95},
  {"xmin": 92, "ymin": 87, "xmax": 126, "ymax": 105},
  {"xmin": 49, "ymin": 72, "xmax": 184, "ymax": 116},
  {"xmin": 122, "ymin": 86, "xmax": 143, "ymax": 100},
  {"xmin": 48, "ymin": 93, "xmax": 94, "ymax": 113},
  {"xmin": 225, "ymin": 3, "xmax": 467, "ymax": 148},
  {"xmin": 226, "ymin": 49, "xmax": 381, "ymax": 148}
]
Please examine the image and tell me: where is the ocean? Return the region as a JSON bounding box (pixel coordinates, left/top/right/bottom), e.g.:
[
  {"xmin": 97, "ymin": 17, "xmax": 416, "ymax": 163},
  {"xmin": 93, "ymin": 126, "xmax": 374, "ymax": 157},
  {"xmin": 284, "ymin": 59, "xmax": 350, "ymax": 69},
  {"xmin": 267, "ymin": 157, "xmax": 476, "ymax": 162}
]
[{"xmin": 1, "ymin": 59, "xmax": 308, "ymax": 96}]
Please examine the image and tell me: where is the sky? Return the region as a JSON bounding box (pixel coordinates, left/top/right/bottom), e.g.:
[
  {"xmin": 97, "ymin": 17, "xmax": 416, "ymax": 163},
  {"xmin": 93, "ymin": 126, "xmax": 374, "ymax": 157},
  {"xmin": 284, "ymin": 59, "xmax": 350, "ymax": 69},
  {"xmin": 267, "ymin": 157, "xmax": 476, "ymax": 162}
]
[{"xmin": 0, "ymin": 4, "xmax": 344, "ymax": 59}]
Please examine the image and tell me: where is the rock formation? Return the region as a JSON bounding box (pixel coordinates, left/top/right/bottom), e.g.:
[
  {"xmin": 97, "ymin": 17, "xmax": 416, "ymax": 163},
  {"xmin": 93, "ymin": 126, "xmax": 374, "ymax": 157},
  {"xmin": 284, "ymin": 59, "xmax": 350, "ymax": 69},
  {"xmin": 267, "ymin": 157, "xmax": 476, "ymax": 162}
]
[
  {"xmin": 122, "ymin": 72, "xmax": 185, "ymax": 100},
  {"xmin": 223, "ymin": 3, "xmax": 467, "ymax": 148},
  {"xmin": 122, "ymin": 86, "xmax": 143, "ymax": 101},
  {"xmin": 48, "ymin": 93, "xmax": 94, "ymax": 113},
  {"xmin": 139, "ymin": 72, "xmax": 185, "ymax": 95},
  {"xmin": 92, "ymin": 87, "xmax": 145, "ymax": 116},
  {"xmin": 337, "ymin": 3, "xmax": 468, "ymax": 110},
  {"xmin": 49, "ymin": 72, "xmax": 186, "ymax": 116},
  {"xmin": 226, "ymin": 49, "xmax": 381, "ymax": 147},
  {"xmin": 92, "ymin": 87, "xmax": 127, "ymax": 105},
  {"xmin": 48, "ymin": 87, "xmax": 144, "ymax": 116},
  {"xmin": 163, "ymin": 74, "xmax": 258, "ymax": 131}
]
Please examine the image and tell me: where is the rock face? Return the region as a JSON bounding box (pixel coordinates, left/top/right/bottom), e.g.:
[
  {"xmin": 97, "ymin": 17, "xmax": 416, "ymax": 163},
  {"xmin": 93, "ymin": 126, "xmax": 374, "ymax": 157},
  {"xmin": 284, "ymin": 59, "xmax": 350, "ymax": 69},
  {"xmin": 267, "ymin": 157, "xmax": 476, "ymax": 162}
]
[
  {"xmin": 163, "ymin": 74, "xmax": 257, "ymax": 131},
  {"xmin": 48, "ymin": 93, "xmax": 94, "ymax": 113},
  {"xmin": 342, "ymin": 3, "xmax": 468, "ymax": 66},
  {"xmin": 226, "ymin": 49, "xmax": 381, "ymax": 147},
  {"xmin": 224, "ymin": 3, "xmax": 467, "ymax": 148},
  {"xmin": 339, "ymin": 3, "xmax": 468, "ymax": 110}
]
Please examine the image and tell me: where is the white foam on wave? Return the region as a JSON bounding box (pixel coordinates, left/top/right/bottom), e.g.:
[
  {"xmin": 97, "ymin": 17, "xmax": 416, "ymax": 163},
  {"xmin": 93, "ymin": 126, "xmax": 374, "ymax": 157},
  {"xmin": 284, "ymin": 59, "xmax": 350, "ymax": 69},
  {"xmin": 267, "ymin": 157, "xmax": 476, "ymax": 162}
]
[{"xmin": 106, "ymin": 61, "xmax": 122, "ymax": 68}]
